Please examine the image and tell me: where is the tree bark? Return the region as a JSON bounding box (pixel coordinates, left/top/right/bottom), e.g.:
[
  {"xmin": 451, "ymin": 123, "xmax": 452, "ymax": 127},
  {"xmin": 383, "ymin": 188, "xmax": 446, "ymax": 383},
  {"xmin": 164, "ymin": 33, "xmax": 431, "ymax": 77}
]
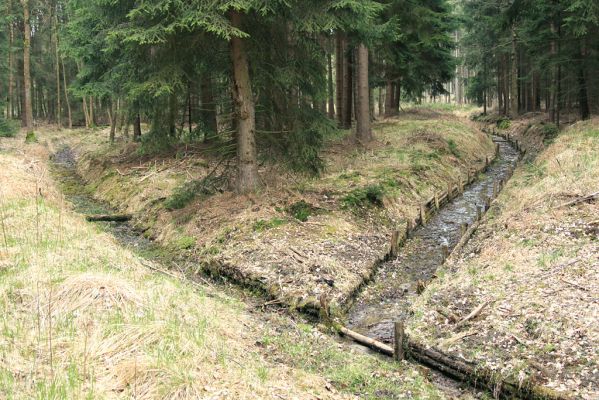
[
  {"xmin": 384, "ymin": 80, "xmax": 395, "ymax": 117},
  {"xmin": 53, "ymin": 5, "xmax": 61, "ymax": 128},
  {"xmin": 509, "ymin": 24, "xmax": 519, "ymax": 117},
  {"xmin": 335, "ymin": 32, "xmax": 345, "ymax": 127},
  {"xmin": 109, "ymin": 99, "xmax": 117, "ymax": 143},
  {"xmin": 61, "ymin": 57, "xmax": 72, "ymax": 128},
  {"xmin": 343, "ymin": 46, "xmax": 353, "ymax": 129},
  {"xmin": 21, "ymin": 0, "xmax": 34, "ymax": 130},
  {"xmin": 327, "ymin": 48, "xmax": 335, "ymax": 119},
  {"xmin": 356, "ymin": 44, "xmax": 372, "ymax": 142},
  {"xmin": 578, "ymin": 41, "xmax": 590, "ymax": 120},
  {"xmin": 133, "ymin": 113, "xmax": 141, "ymax": 142},
  {"xmin": 229, "ymin": 10, "xmax": 260, "ymax": 194},
  {"xmin": 7, "ymin": 0, "xmax": 15, "ymax": 119}
]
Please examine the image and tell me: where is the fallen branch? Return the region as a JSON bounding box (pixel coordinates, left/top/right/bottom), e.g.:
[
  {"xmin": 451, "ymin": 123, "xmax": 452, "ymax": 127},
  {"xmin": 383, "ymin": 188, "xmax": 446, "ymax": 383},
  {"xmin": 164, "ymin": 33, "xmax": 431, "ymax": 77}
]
[
  {"xmin": 555, "ymin": 191, "xmax": 599, "ymax": 209},
  {"xmin": 334, "ymin": 323, "xmax": 393, "ymax": 356},
  {"xmin": 455, "ymin": 300, "xmax": 490, "ymax": 328},
  {"xmin": 560, "ymin": 278, "xmax": 589, "ymax": 292},
  {"xmin": 85, "ymin": 214, "xmax": 131, "ymax": 222}
]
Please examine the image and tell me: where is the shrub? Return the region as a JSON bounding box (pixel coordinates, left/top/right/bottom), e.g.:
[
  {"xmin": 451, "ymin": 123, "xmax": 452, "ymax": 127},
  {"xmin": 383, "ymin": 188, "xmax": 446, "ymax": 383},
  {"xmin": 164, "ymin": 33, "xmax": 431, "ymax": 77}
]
[
  {"xmin": 286, "ymin": 200, "xmax": 314, "ymax": 222},
  {"xmin": 0, "ymin": 116, "xmax": 18, "ymax": 138},
  {"xmin": 165, "ymin": 176, "xmax": 223, "ymax": 210},
  {"xmin": 25, "ymin": 131, "xmax": 37, "ymax": 143},
  {"xmin": 541, "ymin": 123, "xmax": 559, "ymax": 144},
  {"xmin": 497, "ymin": 118, "xmax": 511, "ymax": 130},
  {"xmin": 342, "ymin": 185, "xmax": 385, "ymax": 209}
]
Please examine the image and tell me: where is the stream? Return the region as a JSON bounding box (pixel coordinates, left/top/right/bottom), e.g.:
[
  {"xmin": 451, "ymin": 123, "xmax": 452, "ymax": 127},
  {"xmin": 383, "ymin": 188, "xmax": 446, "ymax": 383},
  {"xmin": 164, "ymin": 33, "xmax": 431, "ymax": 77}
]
[
  {"xmin": 345, "ymin": 136, "xmax": 519, "ymax": 396},
  {"xmin": 348, "ymin": 136, "xmax": 519, "ymax": 340},
  {"xmin": 50, "ymin": 136, "xmax": 520, "ymax": 398}
]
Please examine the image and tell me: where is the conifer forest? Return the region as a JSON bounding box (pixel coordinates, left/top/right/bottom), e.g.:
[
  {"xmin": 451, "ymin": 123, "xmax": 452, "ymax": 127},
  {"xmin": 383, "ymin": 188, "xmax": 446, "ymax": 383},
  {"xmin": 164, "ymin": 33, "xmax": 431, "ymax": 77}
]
[{"xmin": 0, "ymin": 1, "xmax": 597, "ymax": 399}]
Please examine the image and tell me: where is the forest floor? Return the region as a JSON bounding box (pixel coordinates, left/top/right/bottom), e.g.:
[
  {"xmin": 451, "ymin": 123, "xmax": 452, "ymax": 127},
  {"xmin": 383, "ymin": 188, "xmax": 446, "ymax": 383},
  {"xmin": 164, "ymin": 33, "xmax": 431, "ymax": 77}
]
[
  {"xmin": 46, "ymin": 107, "xmax": 495, "ymax": 314},
  {"xmin": 0, "ymin": 130, "xmax": 450, "ymax": 398},
  {"xmin": 409, "ymin": 114, "xmax": 599, "ymax": 399}
]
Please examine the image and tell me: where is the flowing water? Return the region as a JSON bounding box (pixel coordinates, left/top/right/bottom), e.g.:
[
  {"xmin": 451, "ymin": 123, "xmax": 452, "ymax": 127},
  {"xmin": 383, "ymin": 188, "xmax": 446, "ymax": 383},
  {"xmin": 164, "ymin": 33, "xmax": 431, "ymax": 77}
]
[{"xmin": 348, "ymin": 136, "xmax": 520, "ymax": 343}]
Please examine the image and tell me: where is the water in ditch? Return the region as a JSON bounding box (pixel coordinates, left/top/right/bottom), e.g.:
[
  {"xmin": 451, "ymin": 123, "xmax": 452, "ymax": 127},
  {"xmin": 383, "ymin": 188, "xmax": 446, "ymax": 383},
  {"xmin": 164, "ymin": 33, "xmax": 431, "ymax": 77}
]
[{"xmin": 347, "ymin": 136, "xmax": 520, "ymax": 343}]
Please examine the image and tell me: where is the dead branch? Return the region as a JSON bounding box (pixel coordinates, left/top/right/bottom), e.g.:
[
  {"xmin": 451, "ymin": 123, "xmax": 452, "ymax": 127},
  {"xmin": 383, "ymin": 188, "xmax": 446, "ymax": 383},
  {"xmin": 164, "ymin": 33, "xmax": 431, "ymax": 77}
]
[
  {"xmin": 455, "ymin": 301, "xmax": 490, "ymax": 328},
  {"xmin": 555, "ymin": 191, "xmax": 599, "ymax": 209}
]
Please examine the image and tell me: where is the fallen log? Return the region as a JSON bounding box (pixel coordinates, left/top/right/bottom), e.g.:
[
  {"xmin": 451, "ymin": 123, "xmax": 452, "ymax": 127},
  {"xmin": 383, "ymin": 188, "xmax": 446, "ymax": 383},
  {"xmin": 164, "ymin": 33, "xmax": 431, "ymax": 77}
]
[
  {"xmin": 335, "ymin": 323, "xmax": 573, "ymax": 400},
  {"xmin": 555, "ymin": 191, "xmax": 599, "ymax": 209},
  {"xmin": 85, "ymin": 214, "xmax": 132, "ymax": 222},
  {"xmin": 334, "ymin": 324, "xmax": 393, "ymax": 356}
]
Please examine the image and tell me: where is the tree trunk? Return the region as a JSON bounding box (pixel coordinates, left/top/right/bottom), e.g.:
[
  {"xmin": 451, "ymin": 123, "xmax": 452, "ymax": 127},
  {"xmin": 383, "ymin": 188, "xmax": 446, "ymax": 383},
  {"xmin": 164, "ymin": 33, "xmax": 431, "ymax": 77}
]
[
  {"xmin": 7, "ymin": 0, "xmax": 15, "ymax": 119},
  {"xmin": 384, "ymin": 80, "xmax": 395, "ymax": 117},
  {"xmin": 82, "ymin": 96, "xmax": 90, "ymax": 128},
  {"xmin": 327, "ymin": 49, "xmax": 335, "ymax": 119},
  {"xmin": 201, "ymin": 74, "xmax": 218, "ymax": 141},
  {"xmin": 109, "ymin": 99, "xmax": 117, "ymax": 143},
  {"xmin": 61, "ymin": 57, "xmax": 72, "ymax": 128},
  {"xmin": 550, "ymin": 22, "xmax": 557, "ymax": 123},
  {"xmin": 53, "ymin": 7, "xmax": 61, "ymax": 128},
  {"xmin": 21, "ymin": 0, "xmax": 34, "ymax": 131},
  {"xmin": 356, "ymin": 44, "xmax": 372, "ymax": 142},
  {"xmin": 335, "ymin": 33, "xmax": 345, "ymax": 127},
  {"xmin": 378, "ymin": 87, "xmax": 384, "ymax": 117},
  {"xmin": 578, "ymin": 41, "xmax": 590, "ymax": 120},
  {"xmin": 229, "ymin": 10, "xmax": 260, "ymax": 194},
  {"xmin": 343, "ymin": 45, "xmax": 353, "ymax": 129},
  {"xmin": 394, "ymin": 81, "xmax": 401, "ymax": 112},
  {"xmin": 89, "ymin": 96, "xmax": 94, "ymax": 126},
  {"xmin": 510, "ymin": 24, "xmax": 518, "ymax": 117},
  {"xmin": 483, "ymin": 60, "xmax": 487, "ymax": 115},
  {"xmin": 133, "ymin": 113, "xmax": 141, "ymax": 142}
]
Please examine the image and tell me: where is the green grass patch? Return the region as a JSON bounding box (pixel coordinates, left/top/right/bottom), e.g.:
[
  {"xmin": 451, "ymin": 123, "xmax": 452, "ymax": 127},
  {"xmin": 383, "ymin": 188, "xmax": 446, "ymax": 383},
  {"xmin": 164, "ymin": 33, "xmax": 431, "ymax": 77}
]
[{"xmin": 253, "ymin": 217, "xmax": 286, "ymax": 232}]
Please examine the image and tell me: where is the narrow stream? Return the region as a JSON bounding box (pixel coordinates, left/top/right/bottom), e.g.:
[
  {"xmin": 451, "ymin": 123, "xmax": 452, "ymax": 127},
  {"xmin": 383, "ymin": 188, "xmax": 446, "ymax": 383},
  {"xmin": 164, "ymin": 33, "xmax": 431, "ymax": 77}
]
[
  {"xmin": 348, "ymin": 136, "xmax": 519, "ymax": 342},
  {"xmin": 50, "ymin": 146, "xmax": 160, "ymax": 255}
]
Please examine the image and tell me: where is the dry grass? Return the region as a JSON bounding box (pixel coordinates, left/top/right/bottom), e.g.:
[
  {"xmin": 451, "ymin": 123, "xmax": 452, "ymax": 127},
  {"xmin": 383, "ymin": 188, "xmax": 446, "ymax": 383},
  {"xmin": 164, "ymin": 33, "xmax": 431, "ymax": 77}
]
[
  {"xmin": 409, "ymin": 117, "xmax": 599, "ymax": 399},
  {"xmin": 0, "ymin": 133, "xmax": 445, "ymax": 399}
]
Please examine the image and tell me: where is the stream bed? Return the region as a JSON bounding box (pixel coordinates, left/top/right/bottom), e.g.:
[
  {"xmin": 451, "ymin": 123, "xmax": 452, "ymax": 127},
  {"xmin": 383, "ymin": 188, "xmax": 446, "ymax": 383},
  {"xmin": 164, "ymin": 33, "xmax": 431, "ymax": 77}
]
[{"xmin": 348, "ymin": 136, "xmax": 519, "ymax": 343}]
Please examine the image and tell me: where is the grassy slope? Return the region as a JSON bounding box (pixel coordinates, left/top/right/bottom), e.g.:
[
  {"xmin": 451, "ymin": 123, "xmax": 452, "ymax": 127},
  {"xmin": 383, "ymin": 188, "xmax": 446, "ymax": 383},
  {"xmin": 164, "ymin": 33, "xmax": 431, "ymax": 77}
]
[
  {"xmin": 0, "ymin": 139, "xmax": 445, "ymax": 399},
  {"xmin": 409, "ymin": 118, "xmax": 599, "ymax": 399},
  {"xmin": 61, "ymin": 109, "xmax": 495, "ymax": 311}
]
